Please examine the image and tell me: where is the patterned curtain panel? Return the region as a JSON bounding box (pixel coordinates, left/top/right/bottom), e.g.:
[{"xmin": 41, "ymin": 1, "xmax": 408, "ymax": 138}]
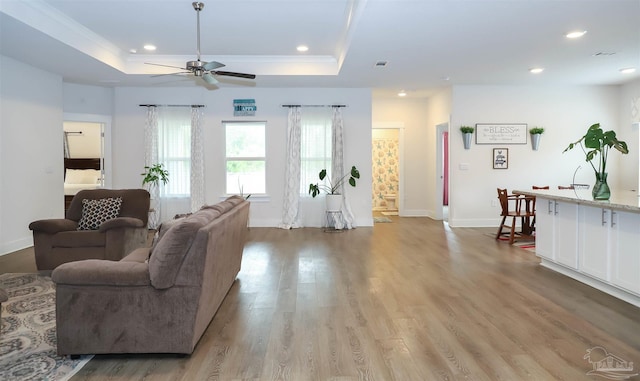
[
  {"xmin": 280, "ymin": 107, "xmax": 302, "ymax": 229},
  {"xmin": 332, "ymin": 107, "xmax": 355, "ymax": 229},
  {"xmin": 372, "ymin": 137, "xmax": 399, "ymax": 209},
  {"xmin": 190, "ymin": 107, "xmax": 205, "ymax": 212}
]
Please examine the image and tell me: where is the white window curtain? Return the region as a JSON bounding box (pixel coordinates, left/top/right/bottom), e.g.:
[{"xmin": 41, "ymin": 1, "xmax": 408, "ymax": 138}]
[
  {"xmin": 280, "ymin": 106, "xmax": 354, "ymax": 229},
  {"xmin": 143, "ymin": 107, "xmax": 160, "ymax": 228},
  {"xmin": 144, "ymin": 106, "xmax": 203, "ymax": 224},
  {"xmin": 332, "ymin": 107, "xmax": 356, "ymax": 229},
  {"xmin": 190, "ymin": 107, "xmax": 205, "ymax": 212},
  {"xmin": 279, "ymin": 107, "xmax": 302, "ymax": 229}
]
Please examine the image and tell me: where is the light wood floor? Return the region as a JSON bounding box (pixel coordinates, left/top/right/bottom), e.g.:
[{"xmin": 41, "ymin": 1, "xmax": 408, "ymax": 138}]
[{"xmin": 3, "ymin": 217, "xmax": 640, "ymax": 380}]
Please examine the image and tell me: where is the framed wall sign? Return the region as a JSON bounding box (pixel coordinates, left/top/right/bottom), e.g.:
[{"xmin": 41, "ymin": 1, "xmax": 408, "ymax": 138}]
[
  {"xmin": 493, "ymin": 148, "xmax": 508, "ymax": 169},
  {"xmin": 476, "ymin": 123, "xmax": 527, "ymax": 144}
]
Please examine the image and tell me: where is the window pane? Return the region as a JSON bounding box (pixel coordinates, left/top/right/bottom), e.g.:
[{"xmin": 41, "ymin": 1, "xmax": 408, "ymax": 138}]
[
  {"xmin": 300, "ymin": 109, "xmax": 332, "ymax": 194},
  {"xmin": 226, "ymin": 123, "xmax": 265, "ymax": 157},
  {"xmin": 225, "ymin": 121, "xmax": 266, "ymax": 195},
  {"xmin": 226, "ymin": 160, "xmax": 265, "ymax": 194},
  {"xmin": 158, "ymin": 108, "xmax": 191, "ymax": 197}
]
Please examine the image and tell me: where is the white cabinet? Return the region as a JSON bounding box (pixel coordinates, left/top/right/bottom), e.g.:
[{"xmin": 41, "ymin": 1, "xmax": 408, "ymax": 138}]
[
  {"xmin": 535, "ymin": 198, "xmax": 578, "ymax": 269},
  {"xmin": 579, "ymin": 206, "xmax": 610, "ymax": 281},
  {"xmin": 518, "ymin": 189, "xmax": 640, "ymax": 307},
  {"xmin": 534, "ymin": 198, "xmax": 554, "ymax": 260},
  {"xmin": 610, "ymin": 210, "xmax": 640, "ymax": 294}
]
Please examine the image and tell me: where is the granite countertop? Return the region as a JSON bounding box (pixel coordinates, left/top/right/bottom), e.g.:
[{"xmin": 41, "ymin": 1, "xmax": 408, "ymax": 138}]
[{"xmin": 513, "ymin": 189, "xmax": 640, "ymax": 214}]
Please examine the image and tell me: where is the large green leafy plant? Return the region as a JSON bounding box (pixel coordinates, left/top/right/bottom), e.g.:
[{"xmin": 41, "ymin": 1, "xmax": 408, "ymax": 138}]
[
  {"xmin": 309, "ymin": 166, "xmax": 360, "ymax": 197},
  {"xmin": 141, "ymin": 163, "xmax": 169, "ymax": 189},
  {"xmin": 563, "ymin": 123, "xmax": 628, "ymax": 176}
]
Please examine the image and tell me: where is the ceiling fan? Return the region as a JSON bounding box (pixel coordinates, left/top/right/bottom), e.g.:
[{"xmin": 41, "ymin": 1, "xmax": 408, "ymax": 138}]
[{"xmin": 146, "ymin": 2, "xmax": 255, "ymax": 86}]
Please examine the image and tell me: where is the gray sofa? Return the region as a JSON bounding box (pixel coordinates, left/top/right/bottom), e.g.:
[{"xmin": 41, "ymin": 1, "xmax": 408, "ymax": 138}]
[{"xmin": 52, "ymin": 196, "xmax": 250, "ymax": 355}]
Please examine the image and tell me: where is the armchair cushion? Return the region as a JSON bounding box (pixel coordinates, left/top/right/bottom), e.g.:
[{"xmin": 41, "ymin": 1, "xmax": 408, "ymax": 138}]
[
  {"xmin": 77, "ymin": 197, "xmax": 123, "ymax": 230},
  {"xmin": 98, "ymin": 217, "xmax": 145, "ymax": 232}
]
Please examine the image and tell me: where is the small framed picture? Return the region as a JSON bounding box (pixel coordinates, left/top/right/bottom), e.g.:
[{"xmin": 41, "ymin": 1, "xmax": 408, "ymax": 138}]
[{"xmin": 493, "ymin": 148, "xmax": 508, "ymax": 169}]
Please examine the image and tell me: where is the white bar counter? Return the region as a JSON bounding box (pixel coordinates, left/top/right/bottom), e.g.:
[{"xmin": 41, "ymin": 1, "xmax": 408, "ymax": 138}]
[{"xmin": 513, "ymin": 188, "xmax": 640, "ymax": 307}]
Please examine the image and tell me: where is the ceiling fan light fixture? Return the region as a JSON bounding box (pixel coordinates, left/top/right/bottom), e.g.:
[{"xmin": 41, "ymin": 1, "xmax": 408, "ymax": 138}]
[{"xmin": 144, "ymin": 2, "xmax": 255, "ymax": 89}]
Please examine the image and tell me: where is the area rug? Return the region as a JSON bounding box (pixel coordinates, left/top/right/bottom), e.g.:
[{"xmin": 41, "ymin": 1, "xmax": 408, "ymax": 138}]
[
  {"xmin": 374, "ymin": 216, "xmax": 392, "ymax": 223},
  {"xmin": 0, "ymin": 273, "xmax": 93, "ymax": 381}
]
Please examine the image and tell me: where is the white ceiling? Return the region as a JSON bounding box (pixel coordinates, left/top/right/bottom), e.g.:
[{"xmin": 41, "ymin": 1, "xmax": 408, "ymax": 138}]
[{"xmin": 1, "ymin": 0, "xmax": 639, "ymax": 98}]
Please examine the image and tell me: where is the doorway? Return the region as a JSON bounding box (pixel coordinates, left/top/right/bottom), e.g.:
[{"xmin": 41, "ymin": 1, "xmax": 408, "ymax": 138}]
[
  {"xmin": 63, "ymin": 113, "xmax": 112, "ymax": 188},
  {"xmin": 435, "ymin": 123, "xmax": 449, "ymax": 221},
  {"xmin": 372, "ymin": 123, "xmax": 405, "ymax": 216}
]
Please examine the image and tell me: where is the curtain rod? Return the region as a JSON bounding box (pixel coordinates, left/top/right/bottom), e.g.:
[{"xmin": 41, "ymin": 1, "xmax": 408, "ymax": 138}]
[
  {"xmin": 139, "ymin": 104, "xmax": 205, "ymax": 108},
  {"xmin": 281, "ymin": 104, "xmax": 347, "ymax": 108},
  {"xmin": 64, "ymin": 131, "xmax": 83, "ymax": 135}
]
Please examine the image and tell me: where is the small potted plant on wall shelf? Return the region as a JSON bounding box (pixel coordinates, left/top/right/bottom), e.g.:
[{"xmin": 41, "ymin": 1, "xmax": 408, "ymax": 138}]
[
  {"xmin": 529, "ymin": 127, "xmax": 544, "ymax": 151},
  {"xmin": 309, "ymin": 166, "xmax": 360, "ymax": 211},
  {"xmin": 460, "ymin": 126, "xmax": 474, "ymax": 150}
]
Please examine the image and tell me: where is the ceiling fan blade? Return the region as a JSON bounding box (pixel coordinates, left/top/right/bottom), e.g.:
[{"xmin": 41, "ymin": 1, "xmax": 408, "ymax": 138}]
[
  {"xmin": 202, "ymin": 72, "xmax": 218, "ymax": 85},
  {"xmin": 145, "ymin": 62, "xmax": 188, "ymax": 70},
  {"xmin": 151, "ymin": 71, "xmax": 190, "ymax": 78},
  {"xmin": 213, "ymin": 71, "xmax": 256, "ymax": 80},
  {"xmin": 203, "ymin": 61, "xmax": 225, "ymax": 70}
]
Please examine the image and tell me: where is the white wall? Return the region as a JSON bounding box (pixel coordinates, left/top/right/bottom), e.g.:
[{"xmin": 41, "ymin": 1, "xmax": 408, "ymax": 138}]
[
  {"xmin": 617, "ymin": 78, "xmax": 640, "ymax": 192},
  {"xmin": 112, "ymin": 86, "xmax": 373, "ymax": 228},
  {"xmin": 449, "ymin": 85, "xmax": 625, "ymax": 227},
  {"xmin": 0, "ymin": 55, "xmax": 64, "ymax": 254}
]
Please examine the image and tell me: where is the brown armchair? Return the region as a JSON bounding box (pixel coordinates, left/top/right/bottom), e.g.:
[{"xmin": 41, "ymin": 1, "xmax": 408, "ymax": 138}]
[{"xmin": 29, "ymin": 189, "xmax": 150, "ymax": 271}]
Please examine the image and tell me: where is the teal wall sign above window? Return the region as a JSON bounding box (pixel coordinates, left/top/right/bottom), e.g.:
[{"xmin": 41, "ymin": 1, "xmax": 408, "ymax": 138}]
[{"xmin": 233, "ymin": 99, "xmax": 257, "ymax": 116}]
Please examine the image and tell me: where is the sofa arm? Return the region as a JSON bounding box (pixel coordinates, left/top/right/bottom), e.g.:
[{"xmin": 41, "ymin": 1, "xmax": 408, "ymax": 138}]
[
  {"xmin": 99, "ymin": 217, "xmax": 145, "ymax": 232},
  {"xmin": 52, "ymin": 259, "xmax": 150, "ymax": 287},
  {"xmin": 29, "ymin": 219, "xmax": 77, "ymax": 234}
]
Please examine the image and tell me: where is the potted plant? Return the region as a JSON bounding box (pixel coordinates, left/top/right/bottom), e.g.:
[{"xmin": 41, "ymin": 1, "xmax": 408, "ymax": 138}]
[
  {"xmin": 309, "ymin": 166, "xmax": 360, "ymax": 211},
  {"xmin": 141, "ymin": 164, "xmax": 169, "ymax": 229},
  {"xmin": 563, "ymin": 123, "xmax": 628, "ymax": 200},
  {"xmin": 460, "ymin": 126, "xmax": 474, "ymax": 149},
  {"xmin": 141, "ymin": 163, "xmax": 169, "ymax": 191},
  {"xmin": 529, "ymin": 127, "xmax": 544, "ymax": 151}
]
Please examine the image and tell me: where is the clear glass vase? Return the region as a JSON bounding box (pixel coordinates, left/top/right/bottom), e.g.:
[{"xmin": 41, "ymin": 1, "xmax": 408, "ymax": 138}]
[{"xmin": 592, "ymin": 172, "xmax": 610, "ymax": 200}]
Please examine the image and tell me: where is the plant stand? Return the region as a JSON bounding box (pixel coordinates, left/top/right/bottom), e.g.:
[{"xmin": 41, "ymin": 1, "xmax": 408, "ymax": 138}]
[{"xmin": 324, "ymin": 211, "xmax": 345, "ymax": 233}]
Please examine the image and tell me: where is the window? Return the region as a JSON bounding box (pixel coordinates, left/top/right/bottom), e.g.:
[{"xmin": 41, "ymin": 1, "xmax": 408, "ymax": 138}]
[
  {"xmin": 225, "ymin": 121, "xmax": 266, "ymax": 195},
  {"xmin": 158, "ymin": 107, "xmax": 191, "ymax": 197},
  {"xmin": 300, "ymin": 108, "xmax": 332, "ymax": 195}
]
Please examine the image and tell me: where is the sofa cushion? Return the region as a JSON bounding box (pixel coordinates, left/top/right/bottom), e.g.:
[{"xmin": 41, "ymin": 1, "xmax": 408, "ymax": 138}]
[
  {"xmin": 148, "ymin": 209, "xmax": 220, "ymax": 289},
  {"xmin": 77, "ymin": 197, "xmax": 122, "ymax": 230}
]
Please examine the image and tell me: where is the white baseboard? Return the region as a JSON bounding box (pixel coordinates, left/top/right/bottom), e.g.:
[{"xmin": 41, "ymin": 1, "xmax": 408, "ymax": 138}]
[
  {"xmin": 1, "ymin": 236, "xmax": 33, "ymax": 256},
  {"xmin": 401, "ymin": 209, "xmax": 429, "ymax": 217}
]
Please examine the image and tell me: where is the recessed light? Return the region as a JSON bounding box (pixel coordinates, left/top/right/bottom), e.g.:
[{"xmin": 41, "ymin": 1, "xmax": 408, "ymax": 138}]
[
  {"xmin": 398, "ymin": 91, "xmax": 407, "ymax": 97},
  {"xmin": 129, "ymin": 48, "xmax": 137, "ymax": 54},
  {"xmin": 566, "ymin": 30, "xmax": 587, "ymax": 39},
  {"xmin": 620, "ymin": 67, "xmax": 637, "ymax": 74},
  {"xmin": 529, "ymin": 68, "xmax": 544, "ymax": 74},
  {"xmin": 143, "ymin": 44, "xmax": 157, "ymax": 51},
  {"xmin": 296, "ymin": 45, "xmax": 309, "ymax": 52}
]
